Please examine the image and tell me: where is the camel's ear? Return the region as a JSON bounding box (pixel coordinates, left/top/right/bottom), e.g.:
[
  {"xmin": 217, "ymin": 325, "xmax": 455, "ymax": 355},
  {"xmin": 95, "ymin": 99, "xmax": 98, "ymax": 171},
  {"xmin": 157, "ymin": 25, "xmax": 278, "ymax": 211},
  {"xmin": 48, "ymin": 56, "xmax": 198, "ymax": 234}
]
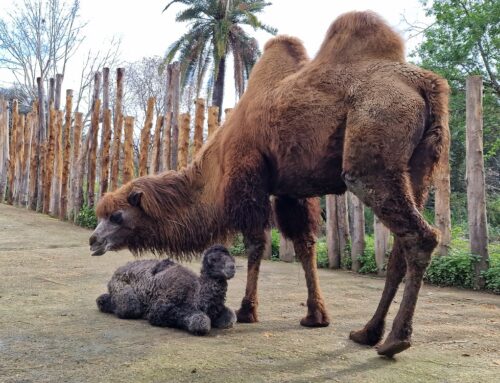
[{"xmin": 127, "ymin": 190, "xmax": 143, "ymax": 207}]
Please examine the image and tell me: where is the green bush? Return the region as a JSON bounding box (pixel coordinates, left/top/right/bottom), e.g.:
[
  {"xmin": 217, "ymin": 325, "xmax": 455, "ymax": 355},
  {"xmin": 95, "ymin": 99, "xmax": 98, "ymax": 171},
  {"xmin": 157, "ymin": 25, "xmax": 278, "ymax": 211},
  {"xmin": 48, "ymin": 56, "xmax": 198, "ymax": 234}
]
[
  {"xmin": 358, "ymin": 235, "xmax": 379, "ymax": 274},
  {"xmin": 270, "ymin": 228, "xmax": 280, "ymax": 260},
  {"xmin": 76, "ymin": 205, "xmax": 98, "ymax": 229},
  {"xmin": 424, "ymin": 250, "xmax": 475, "ymax": 289},
  {"xmin": 316, "ymin": 240, "xmax": 329, "ymax": 268},
  {"xmin": 483, "ymin": 263, "xmax": 500, "ymax": 293},
  {"xmin": 229, "ymin": 234, "xmax": 246, "ymax": 256}
]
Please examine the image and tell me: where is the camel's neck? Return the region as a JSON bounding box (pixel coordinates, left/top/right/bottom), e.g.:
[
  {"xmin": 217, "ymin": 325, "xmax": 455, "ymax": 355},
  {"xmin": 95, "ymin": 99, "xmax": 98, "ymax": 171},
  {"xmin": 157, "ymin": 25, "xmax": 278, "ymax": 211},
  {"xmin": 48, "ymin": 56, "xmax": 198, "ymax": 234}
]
[{"xmin": 196, "ymin": 274, "xmax": 228, "ymax": 317}]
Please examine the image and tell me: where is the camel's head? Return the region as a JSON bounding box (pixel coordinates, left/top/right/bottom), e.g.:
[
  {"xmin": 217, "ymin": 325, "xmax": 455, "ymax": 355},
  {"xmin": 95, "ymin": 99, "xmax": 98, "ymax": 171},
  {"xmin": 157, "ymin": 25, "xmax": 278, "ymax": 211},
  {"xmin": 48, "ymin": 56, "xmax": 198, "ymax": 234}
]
[
  {"xmin": 201, "ymin": 245, "xmax": 236, "ymax": 280},
  {"xmin": 89, "ymin": 187, "xmax": 152, "ymax": 256}
]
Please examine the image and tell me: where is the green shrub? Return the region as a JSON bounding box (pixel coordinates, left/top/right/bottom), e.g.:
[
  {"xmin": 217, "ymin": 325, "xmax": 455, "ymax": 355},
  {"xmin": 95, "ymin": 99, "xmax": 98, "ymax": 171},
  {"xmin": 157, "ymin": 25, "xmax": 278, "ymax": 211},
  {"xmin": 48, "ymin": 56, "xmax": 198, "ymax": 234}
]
[
  {"xmin": 229, "ymin": 234, "xmax": 246, "ymax": 256},
  {"xmin": 483, "ymin": 264, "xmax": 500, "ymax": 293},
  {"xmin": 270, "ymin": 228, "xmax": 280, "ymax": 260},
  {"xmin": 316, "ymin": 240, "xmax": 329, "ymax": 268},
  {"xmin": 358, "ymin": 235, "xmax": 379, "ymax": 274},
  {"xmin": 424, "ymin": 250, "xmax": 476, "ymax": 289},
  {"xmin": 76, "ymin": 205, "xmax": 98, "ymax": 229}
]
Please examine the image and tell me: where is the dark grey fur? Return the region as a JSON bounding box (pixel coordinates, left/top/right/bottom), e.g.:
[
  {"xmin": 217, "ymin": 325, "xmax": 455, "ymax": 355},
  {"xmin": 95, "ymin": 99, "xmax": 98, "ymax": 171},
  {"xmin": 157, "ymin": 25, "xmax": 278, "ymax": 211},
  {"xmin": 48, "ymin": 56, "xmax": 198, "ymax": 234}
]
[{"xmin": 96, "ymin": 245, "xmax": 236, "ymax": 335}]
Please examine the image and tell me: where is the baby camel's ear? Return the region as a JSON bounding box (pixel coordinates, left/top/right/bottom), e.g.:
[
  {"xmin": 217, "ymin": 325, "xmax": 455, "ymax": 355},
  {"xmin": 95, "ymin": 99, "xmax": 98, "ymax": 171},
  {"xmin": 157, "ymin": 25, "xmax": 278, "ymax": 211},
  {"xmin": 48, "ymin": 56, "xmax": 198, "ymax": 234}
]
[{"xmin": 127, "ymin": 189, "xmax": 143, "ymax": 207}]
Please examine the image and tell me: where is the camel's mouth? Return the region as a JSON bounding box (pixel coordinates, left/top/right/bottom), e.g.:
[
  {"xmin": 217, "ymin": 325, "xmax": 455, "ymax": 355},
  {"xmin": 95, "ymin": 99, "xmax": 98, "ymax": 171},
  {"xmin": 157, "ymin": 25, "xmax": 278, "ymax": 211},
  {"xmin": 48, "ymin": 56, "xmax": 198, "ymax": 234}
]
[{"xmin": 90, "ymin": 242, "xmax": 108, "ymax": 256}]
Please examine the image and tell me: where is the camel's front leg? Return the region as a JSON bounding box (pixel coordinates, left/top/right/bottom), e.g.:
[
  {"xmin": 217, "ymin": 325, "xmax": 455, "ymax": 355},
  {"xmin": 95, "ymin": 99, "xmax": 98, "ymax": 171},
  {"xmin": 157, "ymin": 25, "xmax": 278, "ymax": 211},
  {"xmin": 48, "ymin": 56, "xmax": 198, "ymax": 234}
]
[{"xmin": 236, "ymin": 230, "xmax": 266, "ymax": 323}]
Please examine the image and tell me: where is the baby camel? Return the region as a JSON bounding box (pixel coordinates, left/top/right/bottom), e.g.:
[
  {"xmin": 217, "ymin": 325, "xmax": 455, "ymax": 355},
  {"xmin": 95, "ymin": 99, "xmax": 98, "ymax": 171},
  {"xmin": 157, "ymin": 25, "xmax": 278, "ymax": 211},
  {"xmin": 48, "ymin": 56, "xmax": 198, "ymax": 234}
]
[{"xmin": 96, "ymin": 245, "xmax": 236, "ymax": 335}]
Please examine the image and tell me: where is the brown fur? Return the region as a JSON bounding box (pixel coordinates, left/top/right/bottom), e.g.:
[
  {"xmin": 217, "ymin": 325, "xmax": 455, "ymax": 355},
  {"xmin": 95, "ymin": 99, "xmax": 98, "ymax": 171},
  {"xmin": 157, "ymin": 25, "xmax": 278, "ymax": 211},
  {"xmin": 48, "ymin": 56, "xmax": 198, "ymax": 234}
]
[{"xmin": 92, "ymin": 11, "xmax": 449, "ymax": 356}]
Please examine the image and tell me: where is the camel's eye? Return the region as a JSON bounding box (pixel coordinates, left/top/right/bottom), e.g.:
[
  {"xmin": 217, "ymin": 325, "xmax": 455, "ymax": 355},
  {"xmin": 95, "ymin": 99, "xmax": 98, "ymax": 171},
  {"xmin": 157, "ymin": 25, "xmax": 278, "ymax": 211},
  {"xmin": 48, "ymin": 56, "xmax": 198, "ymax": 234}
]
[{"xmin": 109, "ymin": 212, "xmax": 123, "ymax": 225}]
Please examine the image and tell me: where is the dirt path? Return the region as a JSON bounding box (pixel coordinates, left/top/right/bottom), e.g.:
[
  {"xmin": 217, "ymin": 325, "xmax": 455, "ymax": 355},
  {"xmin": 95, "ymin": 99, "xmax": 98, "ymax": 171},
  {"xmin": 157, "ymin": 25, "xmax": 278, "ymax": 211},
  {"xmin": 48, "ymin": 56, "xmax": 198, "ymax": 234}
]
[{"xmin": 0, "ymin": 204, "xmax": 499, "ymax": 383}]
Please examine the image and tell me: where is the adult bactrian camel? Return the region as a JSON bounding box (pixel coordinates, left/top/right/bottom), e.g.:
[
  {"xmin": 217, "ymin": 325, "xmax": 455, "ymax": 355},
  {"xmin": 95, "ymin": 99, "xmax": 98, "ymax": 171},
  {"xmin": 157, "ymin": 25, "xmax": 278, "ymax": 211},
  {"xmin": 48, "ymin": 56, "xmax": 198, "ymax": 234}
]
[{"xmin": 90, "ymin": 11, "xmax": 449, "ymax": 357}]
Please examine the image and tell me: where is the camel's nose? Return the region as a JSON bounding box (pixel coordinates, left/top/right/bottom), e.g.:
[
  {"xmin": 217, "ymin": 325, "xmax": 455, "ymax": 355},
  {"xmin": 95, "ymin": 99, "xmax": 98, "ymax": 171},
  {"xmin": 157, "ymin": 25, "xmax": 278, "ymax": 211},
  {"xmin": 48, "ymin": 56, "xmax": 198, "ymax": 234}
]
[{"xmin": 89, "ymin": 234, "xmax": 98, "ymax": 246}]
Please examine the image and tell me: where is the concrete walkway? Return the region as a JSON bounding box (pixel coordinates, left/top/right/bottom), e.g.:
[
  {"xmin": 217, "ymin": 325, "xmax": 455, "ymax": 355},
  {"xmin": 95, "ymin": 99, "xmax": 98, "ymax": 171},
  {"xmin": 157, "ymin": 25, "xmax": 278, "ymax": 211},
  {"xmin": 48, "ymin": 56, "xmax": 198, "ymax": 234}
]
[{"xmin": 0, "ymin": 203, "xmax": 499, "ymax": 383}]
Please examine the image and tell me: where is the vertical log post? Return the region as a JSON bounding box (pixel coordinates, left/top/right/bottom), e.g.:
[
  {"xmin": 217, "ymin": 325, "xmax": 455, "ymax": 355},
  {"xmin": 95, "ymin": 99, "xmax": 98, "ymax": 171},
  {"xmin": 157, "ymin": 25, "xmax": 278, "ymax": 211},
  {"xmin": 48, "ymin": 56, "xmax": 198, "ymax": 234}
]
[
  {"xmin": 36, "ymin": 77, "xmax": 47, "ymax": 212},
  {"xmin": 177, "ymin": 113, "xmax": 191, "ymax": 169},
  {"xmin": 122, "ymin": 116, "xmax": 135, "ymax": 184},
  {"xmin": 374, "ymin": 215, "xmax": 390, "ymax": 275},
  {"xmin": 170, "ymin": 62, "xmax": 181, "ymax": 170},
  {"xmin": 6, "ymin": 100, "xmax": 18, "ymax": 204},
  {"xmin": 60, "ymin": 90, "xmax": 73, "ymax": 219},
  {"xmin": 99, "ymin": 67, "xmax": 111, "ymax": 197},
  {"xmin": 162, "ymin": 65, "xmax": 173, "ymax": 171},
  {"xmin": 13, "ymin": 114, "xmax": 25, "ymax": 206},
  {"xmin": 110, "ymin": 68, "xmax": 124, "ymax": 190},
  {"xmin": 150, "ymin": 115, "xmax": 164, "ymax": 174},
  {"xmin": 326, "ymin": 195, "xmax": 350, "ymax": 268},
  {"xmin": 72, "ymin": 112, "xmax": 84, "ymax": 221},
  {"xmin": 28, "ymin": 102, "xmax": 39, "ymax": 210},
  {"xmin": 87, "ymin": 98, "xmax": 101, "ymax": 208},
  {"xmin": 20, "ymin": 113, "xmax": 32, "ymax": 206},
  {"xmin": 139, "ymin": 97, "xmax": 155, "ymax": 176},
  {"xmin": 193, "ymin": 98, "xmax": 205, "ymax": 157},
  {"xmin": 50, "ymin": 110, "xmax": 63, "ymax": 216},
  {"xmin": 466, "ymin": 75, "xmax": 489, "ymax": 289},
  {"xmin": 0, "ymin": 98, "xmax": 8, "ymax": 199},
  {"xmin": 43, "ymin": 103, "xmax": 56, "ymax": 213},
  {"xmin": 349, "ymin": 192, "xmax": 364, "ymax": 272},
  {"xmin": 207, "ymin": 106, "xmax": 219, "ymax": 138}
]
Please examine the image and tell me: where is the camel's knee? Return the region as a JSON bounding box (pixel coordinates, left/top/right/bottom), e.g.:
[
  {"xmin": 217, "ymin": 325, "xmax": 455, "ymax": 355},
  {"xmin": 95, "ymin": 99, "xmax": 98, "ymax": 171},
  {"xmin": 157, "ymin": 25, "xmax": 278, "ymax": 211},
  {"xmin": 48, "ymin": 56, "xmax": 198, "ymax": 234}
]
[{"xmin": 400, "ymin": 227, "xmax": 439, "ymax": 270}]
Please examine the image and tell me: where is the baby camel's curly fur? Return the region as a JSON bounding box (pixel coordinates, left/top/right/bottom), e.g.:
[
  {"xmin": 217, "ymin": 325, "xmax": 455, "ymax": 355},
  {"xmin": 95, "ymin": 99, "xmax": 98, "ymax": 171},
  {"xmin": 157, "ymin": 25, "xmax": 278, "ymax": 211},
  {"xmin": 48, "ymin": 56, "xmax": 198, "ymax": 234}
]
[{"xmin": 96, "ymin": 245, "xmax": 236, "ymax": 335}]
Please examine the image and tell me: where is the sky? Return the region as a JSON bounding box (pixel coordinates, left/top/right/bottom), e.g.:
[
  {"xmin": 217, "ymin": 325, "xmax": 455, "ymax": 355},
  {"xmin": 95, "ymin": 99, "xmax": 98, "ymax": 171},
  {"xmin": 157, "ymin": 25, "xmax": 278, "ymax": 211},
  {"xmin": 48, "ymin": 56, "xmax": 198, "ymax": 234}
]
[{"xmin": 0, "ymin": 0, "xmax": 431, "ymax": 111}]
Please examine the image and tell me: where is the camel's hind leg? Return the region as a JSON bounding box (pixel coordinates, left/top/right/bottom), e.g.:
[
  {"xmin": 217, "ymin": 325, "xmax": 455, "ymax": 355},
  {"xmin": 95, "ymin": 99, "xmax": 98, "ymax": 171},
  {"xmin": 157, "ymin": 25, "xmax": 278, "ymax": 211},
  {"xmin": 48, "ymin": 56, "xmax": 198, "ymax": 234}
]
[
  {"xmin": 274, "ymin": 196, "xmax": 330, "ymax": 327},
  {"xmin": 344, "ymin": 169, "xmax": 438, "ymax": 357}
]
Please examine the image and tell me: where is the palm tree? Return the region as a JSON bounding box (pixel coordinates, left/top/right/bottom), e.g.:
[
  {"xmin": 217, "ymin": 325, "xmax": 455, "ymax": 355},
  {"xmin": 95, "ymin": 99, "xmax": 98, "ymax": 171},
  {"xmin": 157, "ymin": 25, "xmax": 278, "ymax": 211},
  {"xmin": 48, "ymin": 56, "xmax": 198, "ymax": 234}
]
[{"xmin": 163, "ymin": 0, "xmax": 277, "ymax": 119}]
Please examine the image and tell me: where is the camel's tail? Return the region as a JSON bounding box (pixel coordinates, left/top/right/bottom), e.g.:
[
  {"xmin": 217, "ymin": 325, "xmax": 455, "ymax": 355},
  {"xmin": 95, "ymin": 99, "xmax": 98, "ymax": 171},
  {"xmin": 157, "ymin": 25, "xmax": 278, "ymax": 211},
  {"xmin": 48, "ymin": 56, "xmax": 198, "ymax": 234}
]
[{"xmin": 409, "ymin": 72, "xmax": 450, "ymax": 204}]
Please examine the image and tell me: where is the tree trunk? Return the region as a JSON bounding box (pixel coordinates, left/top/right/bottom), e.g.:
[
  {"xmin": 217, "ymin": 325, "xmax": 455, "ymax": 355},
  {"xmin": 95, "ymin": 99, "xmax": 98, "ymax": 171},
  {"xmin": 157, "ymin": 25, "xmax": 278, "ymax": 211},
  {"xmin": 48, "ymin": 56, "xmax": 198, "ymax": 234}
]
[
  {"xmin": 434, "ymin": 138, "xmax": 451, "ymax": 256},
  {"xmin": 87, "ymin": 99, "xmax": 101, "ymax": 208},
  {"xmin": 349, "ymin": 192, "xmax": 364, "ymax": 272},
  {"xmin": 150, "ymin": 115, "xmax": 164, "ymax": 174},
  {"xmin": 110, "ymin": 68, "xmax": 124, "ymax": 191},
  {"xmin": 122, "ymin": 116, "xmax": 135, "ymax": 184},
  {"xmin": 139, "ymin": 97, "xmax": 155, "ymax": 176},
  {"xmin": 177, "ymin": 113, "xmax": 190, "ymax": 169},
  {"xmin": 279, "ymin": 233, "xmax": 295, "ymax": 262},
  {"xmin": 207, "ymin": 106, "xmax": 219, "ymax": 138},
  {"xmin": 0, "ymin": 97, "xmax": 8, "ymax": 200},
  {"xmin": 170, "ymin": 62, "xmax": 181, "ymax": 170},
  {"xmin": 43, "ymin": 103, "xmax": 56, "ymax": 214},
  {"xmin": 374, "ymin": 214, "xmax": 390, "ymax": 276},
  {"xmin": 466, "ymin": 75, "xmax": 489, "ymax": 290},
  {"xmin": 6, "ymin": 100, "xmax": 18, "ymax": 205},
  {"xmin": 60, "ymin": 90, "xmax": 73, "ymax": 219},
  {"xmin": 13, "ymin": 114, "xmax": 25, "ymax": 206},
  {"xmin": 20, "ymin": 113, "xmax": 32, "ymax": 206},
  {"xmin": 49, "ymin": 110, "xmax": 63, "ymax": 216},
  {"xmin": 193, "ymin": 98, "xmax": 205, "ymax": 157},
  {"xmin": 326, "ymin": 195, "xmax": 340, "ymax": 269},
  {"xmin": 54, "ymin": 74, "xmax": 63, "ymax": 110},
  {"xmin": 28, "ymin": 103, "xmax": 40, "ymax": 210},
  {"xmin": 36, "ymin": 77, "xmax": 46, "ymax": 212},
  {"xmin": 212, "ymin": 56, "xmax": 226, "ymax": 122},
  {"xmin": 99, "ymin": 109, "xmax": 112, "ymax": 197},
  {"xmin": 162, "ymin": 65, "xmax": 173, "ymax": 171},
  {"xmin": 71, "ymin": 112, "xmax": 84, "ymax": 221}
]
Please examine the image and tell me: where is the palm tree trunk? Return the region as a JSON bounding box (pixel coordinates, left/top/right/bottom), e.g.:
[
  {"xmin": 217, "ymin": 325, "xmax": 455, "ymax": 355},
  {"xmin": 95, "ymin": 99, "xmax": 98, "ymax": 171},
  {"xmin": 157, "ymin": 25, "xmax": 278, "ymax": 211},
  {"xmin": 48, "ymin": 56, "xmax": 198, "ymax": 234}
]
[{"xmin": 212, "ymin": 55, "xmax": 226, "ymax": 122}]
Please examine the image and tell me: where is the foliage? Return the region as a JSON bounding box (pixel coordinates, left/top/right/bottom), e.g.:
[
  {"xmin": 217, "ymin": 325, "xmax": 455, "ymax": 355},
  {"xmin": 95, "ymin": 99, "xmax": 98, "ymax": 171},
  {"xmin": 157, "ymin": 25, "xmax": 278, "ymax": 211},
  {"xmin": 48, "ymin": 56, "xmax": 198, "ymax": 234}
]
[
  {"xmin": 76, "ymin": 205, "xmax": 97, "ymax": 229},
  {"xmin": 424, "ymin": 250, "xmax": 476, "ymax": 288},
  {"xmin": 316, "ymin": 240, "xmax": 328, "ymax": 268},
  {"xmin": 270, "ymin": 228, "xmax": 280, "ymax": 260},
  {"xmin": 162, "ymin": 0, "xmax": 276, "ymax": 110},
  {"xmin": 358, "ymin": 236, "xmax": 380, "ymax": 274},
  {"xmin": 483, "ymin": 263, "xmax": 500, "ymax": 293}
]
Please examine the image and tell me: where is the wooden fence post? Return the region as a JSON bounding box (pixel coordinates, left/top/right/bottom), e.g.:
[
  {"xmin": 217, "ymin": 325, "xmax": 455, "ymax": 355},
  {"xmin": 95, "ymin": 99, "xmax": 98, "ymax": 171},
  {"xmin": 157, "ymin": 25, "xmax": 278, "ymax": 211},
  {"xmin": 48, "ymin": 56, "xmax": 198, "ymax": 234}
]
[
  {"xmin": 13, "ymin": 114, "xmax": 25, "ymax": 206},
  {"xmin": 122, "ymin": 116, "xmax": 135, "ymax": 184},
  {"xmin": 36, "ymin": 77, "xmax": 47, "ymax": 212},
  {"xmin": 43, "ymin": 103, "xmax": 55, "ymax": 214},
  {"xmin": 6, "ymin": 100, "xmax": 18, "ymax": 204},
  {"xmin": 150, "ymin": 115, "xmax": 164, "ymax": 174},
  {"xmin": 72, "ymin": 112, "xmax": 84, "ymax": 221},
  {"xmin": 0, "ymin": 98, "xmax": 8, "ymax": 200},
  {"xmin": 326, "ymin": 195, "xmax": 350, "ymax": 269},
  {"xmin": 99, "ymin": 67, "xmax": 111, "ymax": 197},
  {"xmin": 466, "ymin": 75, "xmax": 489, "ymax": 289},
  {"xmin": 139, "ymin": 97, "xmax": 155, "ymax": 177},
  {"xmin": 207, "ymin": 106, "xmax": 219, "ymax": 138},
  {"xmin": 19, "ymin": 113, "xmax": 32, "ymax": 206},
  {"xmin": 178, "ymin": 113, "xmax": 191, "ymax": 169},
  {"xmin": 374, "ymin": 215, "xmax": 390, "ymax": 275},
  {"xmin": 60, "ymin": 90, "xmax": 73, "ymax": 219},
  {"xmin": 28, "ymin": 102, "xmax": 39, "ymax": 210},
  {"xmin": 87, "ymin": 98, "xmax": 101, "ymax": 208},
  {"xmin": 50, "ymin": 110, "xmax": 63, "ymax": 216},
  {"xmin": 162, "ymin": 64, "xmax": 173, "ymax": 171},
  {"xmin": 110, "ymin": 68, "xmax": 124, "ymax": 191},
  {"xmin": 279, "ymin": 233, "xmax": 295, "ymax": 262},
  {"xmin": 170, "ymin": 62, "xmax": 181, "ymax": 170},
  {"xmin": 349, "ymin": 192, "xmax": 364, "ymax": 272},
  {"xmin": 193, "ymin": 98, "xmax": 205, "ymax": 157}
]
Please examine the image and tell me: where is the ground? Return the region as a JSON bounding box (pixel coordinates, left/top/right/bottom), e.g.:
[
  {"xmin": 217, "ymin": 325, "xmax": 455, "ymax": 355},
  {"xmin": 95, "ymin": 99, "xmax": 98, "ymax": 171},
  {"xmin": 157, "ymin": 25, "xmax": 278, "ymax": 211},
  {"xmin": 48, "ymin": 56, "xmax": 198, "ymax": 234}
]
[{"xmin": 0, "ymin": 204, "xmax": 499, "ymax": 383}]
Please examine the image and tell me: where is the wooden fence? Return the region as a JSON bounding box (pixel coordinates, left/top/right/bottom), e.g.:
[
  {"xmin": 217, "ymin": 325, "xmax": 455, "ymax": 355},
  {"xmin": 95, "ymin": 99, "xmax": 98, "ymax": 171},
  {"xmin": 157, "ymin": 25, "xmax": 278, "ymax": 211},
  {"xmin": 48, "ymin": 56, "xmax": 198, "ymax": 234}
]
[{"xmin": 0, "ymin": 72, "xmax": 489, "ymax": 285}]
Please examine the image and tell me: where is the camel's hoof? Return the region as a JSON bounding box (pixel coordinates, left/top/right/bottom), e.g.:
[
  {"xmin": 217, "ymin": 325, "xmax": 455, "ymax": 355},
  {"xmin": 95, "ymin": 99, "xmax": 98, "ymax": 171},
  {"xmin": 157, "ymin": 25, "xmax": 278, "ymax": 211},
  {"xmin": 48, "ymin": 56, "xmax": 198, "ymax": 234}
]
[
  {"xmin": 300, "ymin": 311, "xmax": 330, "ymax": 327},
  {"xmin": 236, "ymin": 308, "xmax": 258, "ymax": 323},
  {"xmin": 376, "ymin": 339, "xmax": 411, "ymax": 358},
  {"xmin": 349, "ymin": 327, "xmax": 384, "ymax": 346}
]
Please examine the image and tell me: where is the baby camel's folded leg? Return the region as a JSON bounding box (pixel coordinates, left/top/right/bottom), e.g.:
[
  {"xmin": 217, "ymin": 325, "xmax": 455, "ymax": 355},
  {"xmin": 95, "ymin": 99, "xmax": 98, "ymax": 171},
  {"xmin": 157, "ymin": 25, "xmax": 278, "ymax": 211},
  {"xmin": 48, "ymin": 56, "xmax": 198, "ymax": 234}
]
[
  {"xmin": 111, "ymin": 286, "xmax": 144, "ymax": 319},
  {"xmin": 96, "ymin": 293, "xmax": 114, "ymax": 313},
  {"xmin": 212, "ymin": 306, "xmax": 236, "ymax": 329},
  {"xmin": 148, "ymin": 302, "xmax": 211, "ymax": 335}
]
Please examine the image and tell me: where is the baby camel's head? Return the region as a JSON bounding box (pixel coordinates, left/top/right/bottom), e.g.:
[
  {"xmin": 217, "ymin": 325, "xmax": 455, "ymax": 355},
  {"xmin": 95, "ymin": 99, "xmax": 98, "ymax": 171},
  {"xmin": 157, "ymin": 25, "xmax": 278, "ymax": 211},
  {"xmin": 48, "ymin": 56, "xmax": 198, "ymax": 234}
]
[{"xmin": 201, "ymin": 245, "xmax": 236, "ymax": 280}]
